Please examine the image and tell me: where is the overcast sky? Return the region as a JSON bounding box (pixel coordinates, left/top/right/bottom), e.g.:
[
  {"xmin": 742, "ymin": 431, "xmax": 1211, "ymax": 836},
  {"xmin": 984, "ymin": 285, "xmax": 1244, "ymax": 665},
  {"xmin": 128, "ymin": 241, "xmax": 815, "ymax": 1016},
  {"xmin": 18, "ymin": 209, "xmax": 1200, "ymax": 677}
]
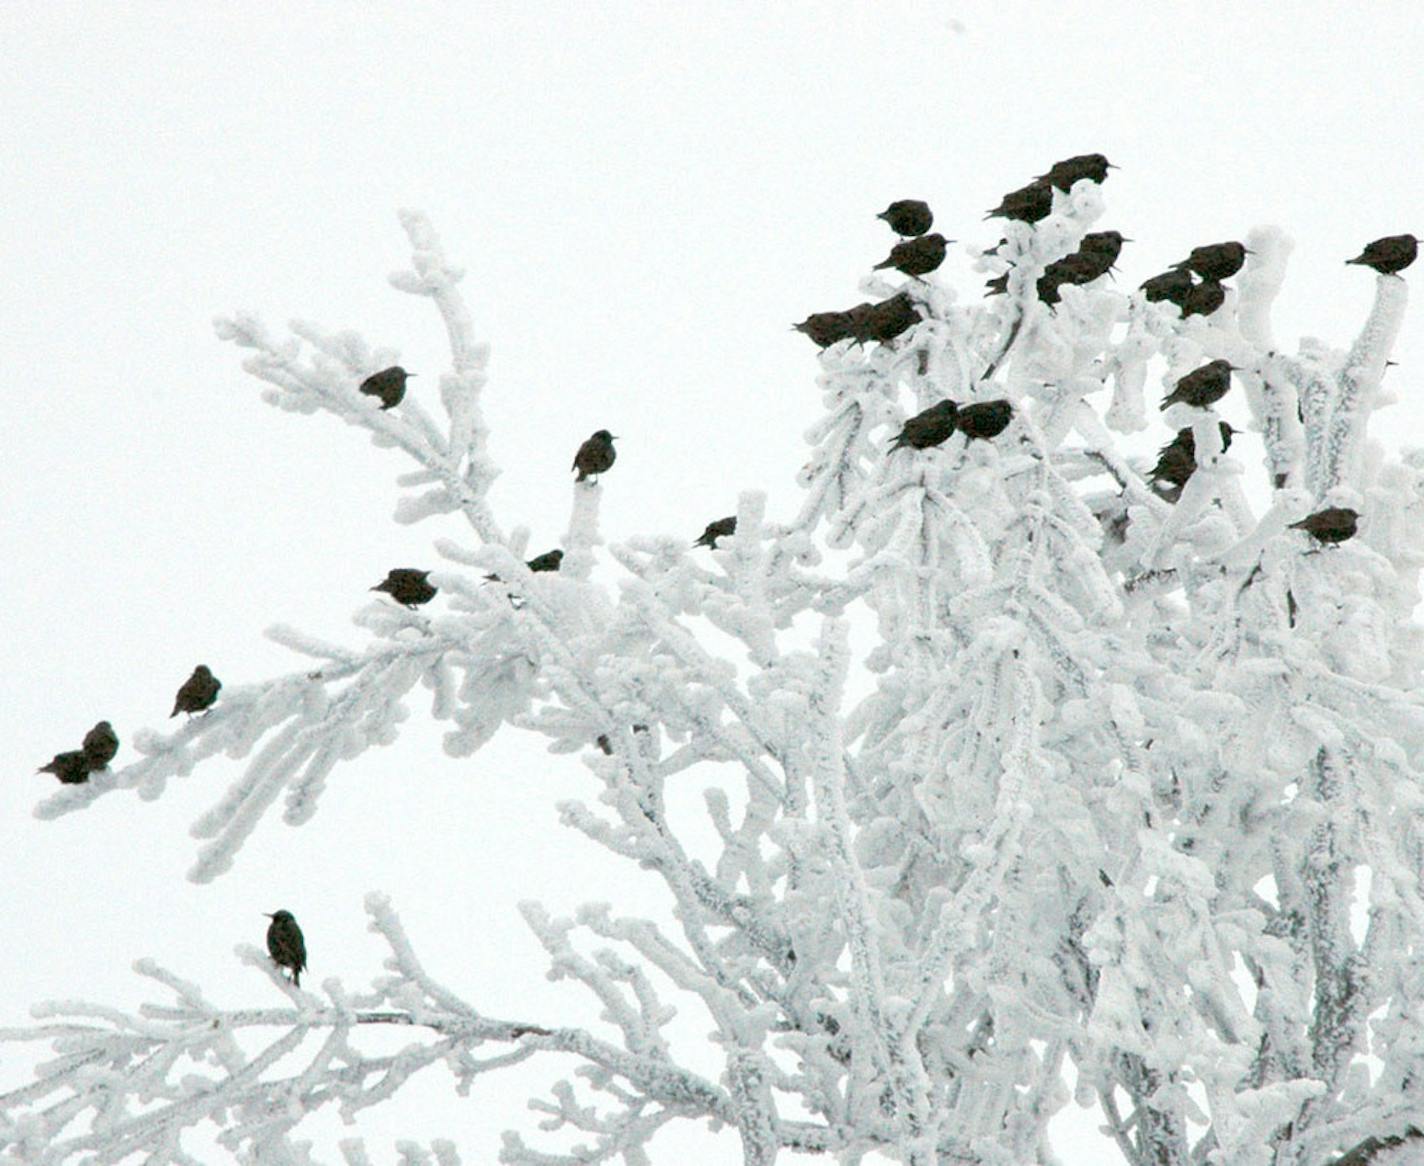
[{"xmin": 4, "ymin": 4, "xmax": 1422, "ymax": 1161}]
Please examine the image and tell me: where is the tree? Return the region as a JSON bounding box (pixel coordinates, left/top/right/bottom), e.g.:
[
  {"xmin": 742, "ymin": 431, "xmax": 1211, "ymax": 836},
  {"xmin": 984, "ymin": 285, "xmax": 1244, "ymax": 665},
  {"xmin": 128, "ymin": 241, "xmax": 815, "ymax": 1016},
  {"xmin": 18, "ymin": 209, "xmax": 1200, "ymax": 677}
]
[{"xmin": 4, "ymin": 180, "xmax": 1423, "ymax": 1165}]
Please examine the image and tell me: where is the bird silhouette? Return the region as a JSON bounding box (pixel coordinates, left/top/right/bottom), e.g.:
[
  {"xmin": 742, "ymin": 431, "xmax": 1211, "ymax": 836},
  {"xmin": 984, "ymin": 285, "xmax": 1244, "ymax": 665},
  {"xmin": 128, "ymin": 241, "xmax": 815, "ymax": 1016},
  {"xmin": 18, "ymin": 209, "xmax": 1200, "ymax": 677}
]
[
  {"xmin": 1036, "ymin": 153, "xmax": 1115, "ymax": 190},
  {"xmin": 1173, "ymin": 241, "xmax": 1249, "ymax": 281},
  {"xmin": 371, "ymin": 568, "xmax": 437, "ymax": 607},
  {"xmin": 526, "ymin": 549, "xmax": 564, "ymax": 573},
  {"xmin": 1160, "ymin": 360, "xmax": 1236, "ymax": 411},
  {"xmin": 794, "ymin": 310, "xmax": 860, "ymax": 348},
  {"xmin": 1346, "ymin": 234, "xmax": 1419, "ymax": 275},
  {"xmin": 695, "ymin": 516, "xmax": 737, "ymax": 548},
  {"xmin": 877, "ymin": 200, "xmax": 933, "ymax": 237},
  {"xmin": 1149, "ymin": 422, "xmax": 1236, "ymax": 498},
  {"xmin": 1140, "ymin": 268, "xmax": 1195, "ymax": 307},
  {"xmin": 985, "ymin": 180, "xmax": 1053, "ymax": 223},
  {"xmin": 955, "ymin": 400, "xmax": 1014, "ymax": 441},
  {"xmin": 1179, "ymin": 280, "xmax": 1226, "ymax": 319},
  {"xmin": 873, "ymin": 234, "xmax": 951, "ymax": 277},
  {"xmin": 172, "ymin": 665, "xmax": 221, "ymax": 717},
  {"xmin": 81, "ymin": 721, "xmax": 118, "ymax": 771},
  {"xmin": 1290, "ymin": 507, "xmax": 1359, "ymax": 544},
  {"xmin": 573, "ymin": 430, "xmax": 618, "ymax": 481},
  {"xmin": 358, "ymin": 366, "xmax": 414, "ymax": 410},
  {"xmin": 890, "ymin": 400, "xmax": 960, "ymax": 452},
  {"xmin": 853, "ymin": 292, "xmax": 922, "ymax": 343},
  {"xmin": 38, "ymin": 750, "xmax": 91, "ymax": 784},
  {"xmin": 265, "ymin": 910, "xmax": 307, "ymax": 987}
]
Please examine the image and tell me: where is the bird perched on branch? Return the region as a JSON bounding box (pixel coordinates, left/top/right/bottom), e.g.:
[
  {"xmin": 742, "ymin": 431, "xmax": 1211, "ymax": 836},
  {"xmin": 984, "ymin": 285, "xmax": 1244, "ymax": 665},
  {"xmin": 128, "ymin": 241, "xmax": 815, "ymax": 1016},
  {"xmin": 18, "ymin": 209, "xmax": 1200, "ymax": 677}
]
[
  {"xmin": 695, "ymin": 516, "xmax": 737, "ymax": 548},
  {"xmin": 358, "ymin": 366, "xmax": 414, "ymax": 410},
  {"xmin": 794, "ymin": 309, "xmax": 860, "ymax": 348},
  {"xmin": 874, "ymin": 233, "xmax": 951, "ymax": 277},
  {"xmin": 1346, "ymin": 234, "xmax": 1418, "ymax": 275},
  {"xmin": 877, "ymin": 200, "xmax": 933, "ymax": 237},
  {"xmin": 38, "ymin": 750, "xmax": 92, "ymax": 784},
  {"xmin": 172, "ymin": 665, "xmax": 221, "ymax": 717},
  {"xmin": 1036, "ymin": 153, "xmax": 1116, "ymax": 190},
  {"xmin": 986, "ymin": 180, "xmax": 1054, "ymax": 224},
  {"xmin": 1179, "ymin": 280, "xmax": 1226, "ymax": 319},
  {"xmin": 854, "ymin": 292, "xmax": 923, "ymax": 343},
  {"xmin": 265, "ymin": 910, "xmax": 307, "ymax": 988},
  {"xmin": 1149, "ymin": 422, "xmax": 1236, "ymax": 499},
  {"xmin": 573, "ymin": 430, "xmax": 617, "ymax": 481},
  {"xmin": 81, "ymin": 721, "xmax": 118, "ymax": 771},
  {"xmin": 525, "ymin": 549, "xmax": 564, "ymax": 573},
  {"xmin": 1290, "ymin": 507, "xmax": 1359, "ymax": 544},
  {"xmin": 890, "ymin": 400, "xmax": 959, "ymax": 452},
  {"xmin": 1173, "ymin": 241, "xmax": 1249, "ymax": 281},
  {"xmin": 371, "ymin": 568, "xmax": 437, "ymax": 607},
  {"xmin": 956, "ymin": 399, "xmax": 1014, "ymax": 441},
  {"xmin": 1140, "ymin": 267, "xmax": 1195, "ymax": 307},
  {"xmin": 1160, "ymin": 360, "xmax": 1236, "ymax": 411}
]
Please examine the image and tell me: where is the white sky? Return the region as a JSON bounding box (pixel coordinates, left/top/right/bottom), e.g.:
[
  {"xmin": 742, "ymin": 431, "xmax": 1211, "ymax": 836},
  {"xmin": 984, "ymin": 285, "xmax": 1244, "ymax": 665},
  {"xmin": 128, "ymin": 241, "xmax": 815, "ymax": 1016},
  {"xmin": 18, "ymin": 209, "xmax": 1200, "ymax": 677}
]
[{"xmin": 3, "ymin": 4, "xmax": 1422, "ymax": 1161}]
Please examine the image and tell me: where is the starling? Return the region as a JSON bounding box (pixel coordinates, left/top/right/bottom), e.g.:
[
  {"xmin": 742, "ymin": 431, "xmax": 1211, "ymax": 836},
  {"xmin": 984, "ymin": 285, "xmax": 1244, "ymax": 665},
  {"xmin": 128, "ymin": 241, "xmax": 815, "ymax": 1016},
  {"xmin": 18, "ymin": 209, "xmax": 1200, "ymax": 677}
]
[
  {"xmin": 985, "ymin": 179, "xmax": 1053, "ymax": 224},
  {"xmin": 695, "ymin": 516, "xmax": 737, "ymax": 548},
  {"xmin": 1173, "ymin": 241, "xmax": 1249, "ymax": 281},
  {"xmin": 1289, "ymin": 507, "xmax": 1359, "ymax": 544},
  {"xmin": 873, "ymin": 233, "xmax": 951, "ymax": 277},
  {"xmin": 1078, "ymin": 230, "xmax": 1128, "ymax": 268},
  {"xmin": 1149, "ymin": 422, "xmax": 1236, "ymax": 497},
  {"xmin": 358, "ymin": 366, "xmax": 414, "ymax": 410},
  {"xmin": 1180, "ymin": 279, "xmax": 1226, "ymax": 319},
  {"xmin": 371, "ymin": 568, "xmax": 437, "ymax": 607},
  {"xmin": 81, "ymin": 721, "xmax": 118, "ymax": 771},
  {"xmin": 38, "ymin": 750, "xmax": 91, "ymax": 785},
  {"xmin": 877, "ymin": 200, "xmax": 934, "ymax": 237},
  {"xmin": 1036, "ymin": 153, "xmax": 1115, "ymax": 190},
  {"xmin": 1140, "ymin": 268, "xmax": 1195, "ymax": 307},
  {"xmin": 1346, "ymin": 234, "xmax": 1419, "ymax": 275},
  {"xmin": 265, "ymin": 909, "xmax": 307, "ymax": 988},
  {"xmin": 1160, "ymin": 360, "xmax": 1236, "ymax": 411},
  {"xmin": 526, "ymin": 549, "xmax": 564, "ymax": 573},
  {"xmin": 890, "ymin": 399, "xmax": 959, "ymax": 452},
  {"xmin": 853, "ymin": 292, "xmax": 923, "ymax": 344},
  {"xmin": 172, "ymin": 664, "xmax": 221, "ymax": 717},
  {"xmin": 794, "ymin": 310, "xmax": 860, "ymax": 348},
  {"xmin": 955, "ymin": 399, "xmax": 1014, "ymax": 441},
  {"xmin": 573, "ymin": 429, "xmax": 617, "ymax": 481}
]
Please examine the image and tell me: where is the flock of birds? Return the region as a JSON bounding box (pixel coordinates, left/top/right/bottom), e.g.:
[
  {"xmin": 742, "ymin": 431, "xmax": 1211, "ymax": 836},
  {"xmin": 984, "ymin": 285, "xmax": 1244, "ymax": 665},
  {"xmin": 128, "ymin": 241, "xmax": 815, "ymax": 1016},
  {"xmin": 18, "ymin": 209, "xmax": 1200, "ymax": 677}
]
[
  {"xmin": 29, "ymin": 159, "xmax": 1416, "ymax": 988},
  {"xmin": 791, "ymin": 154, "xmax": 1416, "ymax": 554}
]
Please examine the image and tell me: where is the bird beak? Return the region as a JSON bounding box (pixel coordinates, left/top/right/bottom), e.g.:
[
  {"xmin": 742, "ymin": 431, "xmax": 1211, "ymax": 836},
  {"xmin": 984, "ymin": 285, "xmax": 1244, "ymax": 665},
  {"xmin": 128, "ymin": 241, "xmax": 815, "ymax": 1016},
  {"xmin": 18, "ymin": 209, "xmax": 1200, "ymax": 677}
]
[{"xmin": 1107, "ymin": 163, "xmax": 1120, "ymax": 170}]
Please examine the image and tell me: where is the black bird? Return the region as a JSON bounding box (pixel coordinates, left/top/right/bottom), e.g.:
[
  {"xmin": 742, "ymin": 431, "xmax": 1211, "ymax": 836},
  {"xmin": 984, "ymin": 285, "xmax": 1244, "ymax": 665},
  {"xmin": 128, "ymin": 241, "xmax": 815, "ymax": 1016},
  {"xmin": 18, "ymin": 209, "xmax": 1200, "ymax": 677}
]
[
  {"xmin": 874, "ymin": 234, "xmax": 951, "ymax": 277},
  {"xmin": 81, "ymin": 721, "xmax": 118, "ymax": 771},
  {"xmin": 1180, "ymin": 280, "xmax": 1226, "ymax": 319},
  {"xmin": 877, "ymin": 200, "xmax": 933, "ymax": 237},
  {"xmin": 1290, "ymin": 507, "xmax": 1359, "ymax": 544},
  {"xmin": 526, "ymin": 549, "xmax": 564, "ymax": 573},
  {"xmin": 955, "ymin": 399, "xmax": 1014, "ymax": 441},
  {"xmin": 38, "ymin": 750, "xmax": 91, "ymax": 785},
  {"xmin": 890, "ymin": 399, "xmax": 959, "ymax": 452},
  {"xmin": 358, "ymin": 366, "xmax": 414, "ymax": 410},
  {"xmin": 371, "ymin": 568, "xmax": 437, "ymax": 607},
  {"xmin": 853, "ymin": 292, "xmax": 923, "ymax": 343},
  {"xmin": 1149, "ymin": 422, "xmax": 1236, "ymax": 497},
  {"xmin": 695, "ymin": 516, "xmax": 737, "ymax": 548},
  {"xmin": 1173, "ymin": 242, "xmax": 1249, "ymax": 281},
  {"xmin": 265, "ymin": 910, "xmax": 307, "ymax": 988},
  {"xmin": 1079, "ymin": 231, "xmax": 1128, "ymax": 266},
  {"xmin": 1140, "ymin": 268, "xmax": 1195, "ymax": 307},
  {"xmin": 1346, "ymin": 234, "xmax": 1419, "ymax": 275},
  {"xmin": 990, "ymin": 232, "xmax": 1127, "ymax": 305},
  {"xmin": 573, "ymin": 430, "xmax": 617, "ymax": 481},
  {"xmin": 1156, "ymin": 363, "xmax": 1236, "ymax": 412},
  {"xmin": 794, "ymin": 310, "xmax": 860, "ymax": 348},
  {"xmin": 172, "ymin": 664, "xmax": 221, "ymax": 717},
  {"xmin": 1161, "ymin": 360, "xmax": 1236, "ymax": 411},
  {"xmin": 986, "ymin": 179, "xmax": 1053, "ymax": 224},
  {"xmin": 1036, "ymin": 153, "xmax": 1115, "ymax": 190}
]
